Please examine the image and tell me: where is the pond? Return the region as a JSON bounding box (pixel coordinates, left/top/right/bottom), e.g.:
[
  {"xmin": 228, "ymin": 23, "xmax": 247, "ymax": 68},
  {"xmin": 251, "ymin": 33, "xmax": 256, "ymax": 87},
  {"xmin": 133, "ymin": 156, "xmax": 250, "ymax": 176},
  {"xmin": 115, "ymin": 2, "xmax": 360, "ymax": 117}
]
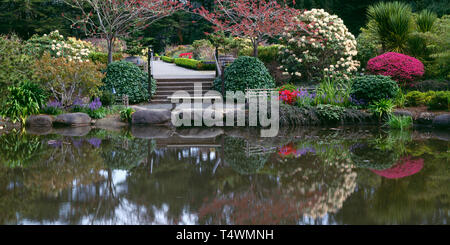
[{"xmin": 0, "ymin": 126, "xmax": 448, "ymax": 225}]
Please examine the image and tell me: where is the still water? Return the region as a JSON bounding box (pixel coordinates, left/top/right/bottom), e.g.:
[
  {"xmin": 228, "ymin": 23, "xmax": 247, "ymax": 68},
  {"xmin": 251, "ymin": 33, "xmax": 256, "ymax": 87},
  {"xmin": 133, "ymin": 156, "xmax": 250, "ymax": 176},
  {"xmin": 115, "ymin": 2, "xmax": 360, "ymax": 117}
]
[{"xmin": 0, "ymin": 126, "xmax": 448, "ymax": 225}]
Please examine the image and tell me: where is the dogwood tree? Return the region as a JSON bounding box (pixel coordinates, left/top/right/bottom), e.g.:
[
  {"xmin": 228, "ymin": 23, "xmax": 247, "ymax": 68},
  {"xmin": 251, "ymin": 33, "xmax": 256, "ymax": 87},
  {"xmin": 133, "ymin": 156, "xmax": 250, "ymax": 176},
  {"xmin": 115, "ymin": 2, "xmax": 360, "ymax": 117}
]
[
  {"xmin": 64, "ymin": 0, "xmax": 187, "ymax": 63},
  {"xmin": 195, "ymin": 0, "xmax": 305, "ymax": 57}
]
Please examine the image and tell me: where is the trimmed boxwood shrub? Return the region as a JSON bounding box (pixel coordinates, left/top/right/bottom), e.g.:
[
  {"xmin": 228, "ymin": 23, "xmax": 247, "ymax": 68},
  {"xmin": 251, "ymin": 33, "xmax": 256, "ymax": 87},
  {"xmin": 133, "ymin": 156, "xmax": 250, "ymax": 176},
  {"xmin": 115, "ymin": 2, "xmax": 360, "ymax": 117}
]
[
  {"xmin": 174, "ymin": 58, "xmax": 200, "ymax": 69},
  {"xmin": 214, "ymin": 56, "xmax": 275, "ymax": 92},
  {"xmin": 405, "ymin": 91, "xmax": 435, "ymax": 107},
  {"xmin": 103, "ymin": 61, "xmax": 150, "ymax": 104},
  {"xmin": 161, "ymin": 56, "xmax": 174, "ymax": 63},
  {"xmin": 411, "ymin": 80, "xmax": 449, "ymax": 92},
  {"xmin": 88, "ymin": 52, "xmax": 123, "ymax": 64},
  {"xmin": 351, "ymin": 75, "xmax": 400, "ymax": 106}
]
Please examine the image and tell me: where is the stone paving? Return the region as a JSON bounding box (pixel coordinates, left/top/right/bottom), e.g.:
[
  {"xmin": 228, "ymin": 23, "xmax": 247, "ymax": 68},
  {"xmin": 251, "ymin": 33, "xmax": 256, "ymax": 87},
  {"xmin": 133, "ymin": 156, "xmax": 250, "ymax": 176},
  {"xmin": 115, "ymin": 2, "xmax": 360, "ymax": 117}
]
[{"xmin": 152, "ymin": 60, "xmax": 215, "ymax": 79}]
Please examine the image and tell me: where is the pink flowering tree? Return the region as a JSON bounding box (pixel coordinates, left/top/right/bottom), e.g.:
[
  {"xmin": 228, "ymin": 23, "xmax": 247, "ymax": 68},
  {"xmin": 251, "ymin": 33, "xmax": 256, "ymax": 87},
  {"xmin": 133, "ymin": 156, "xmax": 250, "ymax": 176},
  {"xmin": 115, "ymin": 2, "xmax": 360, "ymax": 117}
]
[
  {"xmin": 371, "ymin": 156, "xmax": 424, "ymax": 179},
  {"xmin": 367, "ymin": 52, "xmax": 425, "ymax": 87},
  {"xmin": 195, "ymin": 0, "xmax": 302, "ymax": 57},
  {"xmin": 63, "ymin": 0, "xmax": 187, "ymax": 64}
]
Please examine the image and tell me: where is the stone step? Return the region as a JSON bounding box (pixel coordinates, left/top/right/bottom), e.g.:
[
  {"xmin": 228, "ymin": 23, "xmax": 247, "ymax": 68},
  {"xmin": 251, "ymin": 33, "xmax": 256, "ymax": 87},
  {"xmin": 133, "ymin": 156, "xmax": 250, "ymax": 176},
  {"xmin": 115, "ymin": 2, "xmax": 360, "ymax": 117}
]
[
  {"xmin": 156, "ymin": 81, "xmax": 213, "ymax": 86},
  {"xmin": 156, "ymin": 85, "xmax": 213, "ymax": 91},
  {"xmin": 156, "ymin": 90, "xmax": 212, "ymax": 96},
  {"xmin": 156, "ymin": 78, "xmax": 215, "ymax": 83}
]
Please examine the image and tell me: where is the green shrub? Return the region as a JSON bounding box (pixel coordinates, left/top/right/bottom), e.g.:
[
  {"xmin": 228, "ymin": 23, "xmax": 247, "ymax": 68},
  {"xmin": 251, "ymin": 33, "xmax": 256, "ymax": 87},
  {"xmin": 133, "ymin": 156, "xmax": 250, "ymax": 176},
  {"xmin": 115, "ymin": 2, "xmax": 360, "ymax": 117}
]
[
  {"xmin": 99, "ymin": 90, "xmax": 116, "ymax": 107},
  {"xmin": 387, "ymin": 115, "xmax": 413, "ymax": 130},
  {"xmin": 356, "ymin": 32, "xmax": 381, "ymax": 69},
  {"xmin": 214, "ymin": 56, "xmax": 275, "ymax": 92},
  {"xmin": 428, "ymin": 91, "xmax": 449, "ymax": 110},
  {"xmin": 405, "ymin": 91, "xmax": 435, "ymax": 106},
  {"xmin": 276, "ymin": 84, "xmax": 297, "ymax": 92},
  {"xmin": 0, "ymin": 34, "xmax": 34, "ymax": 101},
  {"xmin": 103, "ymin": 61, "xmax": 150, "ymax": 104},
  {"xmin": 411, "ymin": 80, "xmax": 449, "ymax": 92},
  {"xmin": 120, "ymin": 107, "xmax": 136, "ymax": 123},
  {"xmin": 89, "ymin": 52, "xmax": 123, "ymax": 64},
  {"xmin": 161, "ymin": 56, "xmax": 175, "ymax": 63},
  {"xmin": 351, "ymin": 75, "xmax": 400, "ymax": 106},
  {"xmin": 174, "ymin": 58, "xmax": 201, "ymax": 69},
  {"xmin": 315, "ymin": 104, "xmax": 345, "ymax": 122},
  {"xmin": 240, "ymin": 45, "xmax": 280, "ymax": 63},
  {"xmin": 0, "ymin": 81, "xmax": 47, "ymax": 124},
  {"xmin": 197, "ymin": 61, "xmax": 216, "ymax": 71}
]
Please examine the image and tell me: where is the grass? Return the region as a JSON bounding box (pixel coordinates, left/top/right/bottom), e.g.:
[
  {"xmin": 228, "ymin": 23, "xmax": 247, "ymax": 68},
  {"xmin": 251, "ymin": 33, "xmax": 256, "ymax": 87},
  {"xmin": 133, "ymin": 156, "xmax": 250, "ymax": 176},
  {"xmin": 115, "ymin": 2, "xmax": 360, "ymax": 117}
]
[{"xmin": 386, "ymin": 115, "xmax": 413, "ymax": 130}]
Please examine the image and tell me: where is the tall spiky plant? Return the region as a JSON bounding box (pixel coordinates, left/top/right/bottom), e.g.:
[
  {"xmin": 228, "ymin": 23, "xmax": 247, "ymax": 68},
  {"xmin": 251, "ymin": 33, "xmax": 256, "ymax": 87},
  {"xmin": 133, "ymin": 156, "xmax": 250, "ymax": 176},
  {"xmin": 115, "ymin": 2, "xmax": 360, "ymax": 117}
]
[
  {"xmin": 416, "ymin": 9, "xmax": 438, "ymax": 33},
  {"xmin": 367, "ymin": 1, "xmax": 414, "ymax": 53}
]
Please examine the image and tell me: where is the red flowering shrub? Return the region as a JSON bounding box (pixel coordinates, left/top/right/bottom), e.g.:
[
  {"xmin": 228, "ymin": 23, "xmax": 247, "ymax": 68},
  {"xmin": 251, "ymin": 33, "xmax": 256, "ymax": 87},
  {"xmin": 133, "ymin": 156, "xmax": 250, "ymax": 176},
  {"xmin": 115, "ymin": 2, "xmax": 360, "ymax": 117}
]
[
  {"xmin": 179, "ymin": 52, "xmax": 193, "ymax": 59},
  {"xmin": 370, "ymin": 156, "xmax": 424, "ymax": 179},
  {"xmin": 279, "ymin": 89, "xmax": 298, "ymax": 105},
  {"xmin": 367, "ymin": 52, "xmax": 424, "ymax": 86}
]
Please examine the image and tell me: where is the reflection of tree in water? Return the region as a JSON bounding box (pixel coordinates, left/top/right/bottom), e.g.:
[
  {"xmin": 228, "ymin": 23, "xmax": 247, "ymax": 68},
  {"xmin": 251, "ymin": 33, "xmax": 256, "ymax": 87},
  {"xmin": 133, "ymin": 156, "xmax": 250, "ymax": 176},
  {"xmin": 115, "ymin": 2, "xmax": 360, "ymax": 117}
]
[
  {"xmin": 122, "ymin": 146, "xmax": 221, "ymax": 224},
  {"xmin": 223, "ymin": 136, "xmax": 271, "ymax": 175},
  {"xmin": 198, "ymin": 139, "xmax": 358, "ymax": 224},
  {"xmin": 332, "ymin": 138, "xmax": 449, "ymax": 225},
  {"xmin": 0, "ymin": 131, "xmax": 44, "ymax": 168},
  {"xmin": 0, "ymin": 134, "xmax": 110, "ymax": 224}
]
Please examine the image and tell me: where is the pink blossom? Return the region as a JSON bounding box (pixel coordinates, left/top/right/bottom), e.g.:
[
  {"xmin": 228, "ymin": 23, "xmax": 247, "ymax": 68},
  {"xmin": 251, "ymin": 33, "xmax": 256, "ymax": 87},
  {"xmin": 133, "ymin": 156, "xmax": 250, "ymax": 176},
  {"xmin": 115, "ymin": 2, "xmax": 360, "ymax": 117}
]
[{"xmin": 367, "ymin": 52, "xmax": 424, "ymax": 86}]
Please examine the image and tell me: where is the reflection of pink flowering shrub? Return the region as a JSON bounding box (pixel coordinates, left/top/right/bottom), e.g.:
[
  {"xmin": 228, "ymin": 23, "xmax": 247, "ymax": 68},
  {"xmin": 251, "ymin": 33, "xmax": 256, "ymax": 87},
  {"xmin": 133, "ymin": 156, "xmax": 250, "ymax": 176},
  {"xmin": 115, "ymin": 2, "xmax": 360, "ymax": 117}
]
[
  {"xmin": 367, "ymin": 52, "xmax": 424, "ymax": 86},
  {"xmin": 371, "ymin": 156, "xmax": 424, "ymax": 179}
]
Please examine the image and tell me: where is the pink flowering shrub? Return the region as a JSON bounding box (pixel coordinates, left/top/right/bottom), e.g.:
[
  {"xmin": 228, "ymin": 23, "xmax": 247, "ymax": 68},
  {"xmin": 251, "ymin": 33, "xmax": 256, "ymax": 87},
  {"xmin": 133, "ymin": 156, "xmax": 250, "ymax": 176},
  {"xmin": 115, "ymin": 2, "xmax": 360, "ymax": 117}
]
[{"xmin": 367, "ymin": 52, "xmax": 424, "ymax": 86}]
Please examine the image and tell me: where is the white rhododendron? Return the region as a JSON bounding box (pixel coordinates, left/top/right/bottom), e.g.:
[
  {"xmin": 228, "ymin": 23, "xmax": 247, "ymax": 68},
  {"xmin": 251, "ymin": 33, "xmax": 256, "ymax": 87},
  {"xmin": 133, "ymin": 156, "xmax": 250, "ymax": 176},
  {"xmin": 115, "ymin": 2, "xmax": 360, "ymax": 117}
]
[{"xmin": 278, "ymin": 9, "xmax": 360, "ymax": 82}]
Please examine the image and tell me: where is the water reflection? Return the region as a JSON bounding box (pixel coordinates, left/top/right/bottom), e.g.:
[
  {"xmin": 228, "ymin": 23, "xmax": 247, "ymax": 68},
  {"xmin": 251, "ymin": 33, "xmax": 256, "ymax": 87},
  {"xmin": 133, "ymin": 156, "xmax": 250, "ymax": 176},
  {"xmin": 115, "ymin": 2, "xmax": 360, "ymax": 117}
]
[{"xmin": 0, "ymin": 127, "xmax": 448, "ymax": 224}]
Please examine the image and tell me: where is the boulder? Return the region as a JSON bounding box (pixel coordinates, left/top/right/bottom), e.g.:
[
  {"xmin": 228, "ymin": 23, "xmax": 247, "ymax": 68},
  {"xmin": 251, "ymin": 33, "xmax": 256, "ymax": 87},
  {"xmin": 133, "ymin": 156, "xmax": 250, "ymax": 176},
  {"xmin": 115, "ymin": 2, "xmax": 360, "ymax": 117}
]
[
  {"xmin": 95, "ymin": 115, "xmax": 128, "ymax": 130},
  {"xmin": 432, "ymin": 114, "xmax": 450, "ymax": 129},
  {"xmin": 393, "ymin": 109, "xmax": 413, "ymax": 118},
  {"xmin": 132, "ymin": 109, "xmax": 171, "ymax": 125},
  {"xmin": 55, "ymin": 113, "xmax": 92, "ymax": 126},
  {"xmin": 416, "ymin": 112, "xmax": 435, "ymax": 125},
  {"xmin": 131, "ymin": 125, "xmax": 174, "ymax": 139},
  {"xmin": 176, "ymin": 128, "xmax": 224, "ymax": 139},
  {"xmin": 26, "ymin": 115, "xmax": 53, "ymax": 127},
  {"xmin": 53, "ymin": 126, "xmax": 91, "ymax": 137}
]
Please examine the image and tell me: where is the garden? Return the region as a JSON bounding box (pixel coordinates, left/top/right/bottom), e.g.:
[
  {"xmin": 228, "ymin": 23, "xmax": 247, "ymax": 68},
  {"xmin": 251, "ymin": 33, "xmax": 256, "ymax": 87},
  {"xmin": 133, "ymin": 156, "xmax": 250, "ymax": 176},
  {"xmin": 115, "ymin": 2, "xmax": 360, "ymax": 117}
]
[{"xmin": 0, "ymin": 0, "xmax": 448, "ymax": 226}]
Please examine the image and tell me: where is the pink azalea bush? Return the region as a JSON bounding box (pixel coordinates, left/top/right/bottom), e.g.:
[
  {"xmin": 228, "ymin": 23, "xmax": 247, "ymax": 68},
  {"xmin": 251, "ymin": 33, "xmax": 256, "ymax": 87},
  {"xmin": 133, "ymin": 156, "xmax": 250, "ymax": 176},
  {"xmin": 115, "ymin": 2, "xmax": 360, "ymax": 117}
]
[{"xmin": 367, "ymin": 52, "xmax": 424, "ymax": 86}]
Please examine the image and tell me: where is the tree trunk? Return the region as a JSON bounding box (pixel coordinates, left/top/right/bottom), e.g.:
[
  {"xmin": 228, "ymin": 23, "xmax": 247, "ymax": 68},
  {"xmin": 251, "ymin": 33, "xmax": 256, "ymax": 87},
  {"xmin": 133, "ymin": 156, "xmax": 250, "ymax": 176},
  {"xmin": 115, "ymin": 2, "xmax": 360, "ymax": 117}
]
[
  {"xmin": 253, "ymin": 41, "xmax": 258, "ymax": 57},
  {"xmin": 107, "ymin": 38, "xmax": 114, "ymax": 64}
]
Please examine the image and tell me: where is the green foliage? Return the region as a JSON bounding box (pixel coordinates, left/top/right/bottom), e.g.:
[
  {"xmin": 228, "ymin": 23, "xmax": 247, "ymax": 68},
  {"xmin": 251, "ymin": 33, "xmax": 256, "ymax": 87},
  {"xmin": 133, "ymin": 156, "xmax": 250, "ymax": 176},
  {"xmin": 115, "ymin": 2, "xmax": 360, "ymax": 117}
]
[
  {"xmin": 416, "ymin": 9, "xmax": 438, "ymax": 33},
  {"xmin": 223, "ymin": 136, "xmax": 269, "ymax": 175},
  {"xmin": 0, "ymin": 131, "xmax": 43, "ymax": 168},
  {"xmin": 314, "ymin": 76, "xmax": 353, "ymax": 107},
  {"xmin": 356, "ymin": 31, "xmax": 381, "ymax": 69},
  {"xmin": 192, "ymin": 39, "xmax": 214, "ymax": 60},
  {"xmin": 161, "ymin": 56, "xmax": 175, "ymax": 63},
  {"xmin": 276, "ymin": 84, "xmax": 297, "ymax": 92},
  {"xmin": 240, "ymin": 45, "xmax": 280, "ymax": 63},
  {"xmin": 99, "ymin": 90, "xmax": 116, "ymax": 107},
  {"xmin": 40, "ymin": 105, "xmax": 63, "ymax": 116},
  {"xmin": 120, "ymin": 107, "xmax": 136, "ymax": 123},
  {"xmin": 174, "ymin": 58, "xmax": 216, "ymax": 71},
  {"xmin": 0, "ymin": 81, "xmax": 47, "ymax": 124},
  {"xmin": 386, "ymin": 115, "xmax": 413, "ymax": 130},
  {"xmin": 351, "ymin": 75, "xmax": 399, "ymax": 106},
  {"xmin": 0, "ymin": 34, "xmax": 34, "ymax": 101},
  {"xmin": 124, "ymin": 39, "xmax": 145, "ymax": 56},
  {"xmin": 315, "ymin": 104, "xmax": 345, "ymax": 122},
  {"xmin": 405, "ymin": 91, "xmax": 436, "ymax": 106},
  {"xmin": 88, "ymin": 52, "xmax": 123, "ymax": 64},
  {"xmin": 428, "ymin": 91, "xmax": 450, "ymax": 110},
  {"xmin": 411, "ymin": 80, "xmax": 449, "ymax": 92},
  {"xmin": 367, "ymin": 1, "xmax": 414, "ymax": 53},
  {"xmin": 71, "ymin": 106, "xmax": 106, "ymax": 119},
  {"xmin": 103, "ymin": 61, "xmax": 150, "ymax": 104},
  {"xmin": 369, "ymin": 98, "xmax": 395, "ymax": 119},
  {"xmin": 214, "ymin": 56, "xmax": 275, "ymax": 93}
]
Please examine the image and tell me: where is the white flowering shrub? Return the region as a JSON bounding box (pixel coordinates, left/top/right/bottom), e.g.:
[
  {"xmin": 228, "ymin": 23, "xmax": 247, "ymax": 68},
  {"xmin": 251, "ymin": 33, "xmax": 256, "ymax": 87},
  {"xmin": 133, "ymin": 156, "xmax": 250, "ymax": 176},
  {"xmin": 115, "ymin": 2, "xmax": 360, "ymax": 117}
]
[
  {"xmin": 24, "ymin": 30, "xmax": 94, "ymax": 62},
  {"xmin": 278, "ymin": 9, "xmax": 360, "ymax": 83}
]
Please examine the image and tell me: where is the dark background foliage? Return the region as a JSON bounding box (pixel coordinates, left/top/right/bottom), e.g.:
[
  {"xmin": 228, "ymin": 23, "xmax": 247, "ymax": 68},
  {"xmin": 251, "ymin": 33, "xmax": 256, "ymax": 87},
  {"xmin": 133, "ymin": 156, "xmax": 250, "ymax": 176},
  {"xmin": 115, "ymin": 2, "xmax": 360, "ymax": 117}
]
[{"xmin": 1, "ymin": 0, "xmax": 448, "ymax": 53}]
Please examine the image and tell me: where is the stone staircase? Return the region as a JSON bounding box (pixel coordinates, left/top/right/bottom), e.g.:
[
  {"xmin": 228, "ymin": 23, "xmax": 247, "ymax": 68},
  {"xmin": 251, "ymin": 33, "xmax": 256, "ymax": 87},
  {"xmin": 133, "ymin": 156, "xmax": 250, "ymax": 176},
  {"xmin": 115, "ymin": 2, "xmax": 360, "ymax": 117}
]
[{"xmin": 151, "ymin": 77, "xmax": 216, "ymax": 104}]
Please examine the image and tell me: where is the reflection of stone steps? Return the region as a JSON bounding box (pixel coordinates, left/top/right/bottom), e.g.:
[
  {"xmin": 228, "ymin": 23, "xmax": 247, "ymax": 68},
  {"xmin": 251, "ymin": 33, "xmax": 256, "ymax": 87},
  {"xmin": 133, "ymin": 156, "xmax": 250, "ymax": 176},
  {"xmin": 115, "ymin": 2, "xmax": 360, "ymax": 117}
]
[{"xmin": 152, "ymin": 78, "xmax": 216, "ymax": 104}]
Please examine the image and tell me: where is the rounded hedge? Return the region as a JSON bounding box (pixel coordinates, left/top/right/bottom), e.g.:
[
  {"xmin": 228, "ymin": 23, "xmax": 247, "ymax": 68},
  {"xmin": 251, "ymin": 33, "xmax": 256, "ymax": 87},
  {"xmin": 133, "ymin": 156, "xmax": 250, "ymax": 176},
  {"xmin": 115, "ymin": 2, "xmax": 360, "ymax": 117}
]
[
  {"xmin": 103, "ymin": 61, "xmax": 149, "ymax": 104},
  {"xmin": 214, "ymin": 56, "xmax": 275, "ymax": 92},
  {"xmin": 367, "ymin": 52, "xmax": 424, "ymax": 86},
  {"xmin": 351, "ymin": 75, "xmax": 400, "ymax": 106}
]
